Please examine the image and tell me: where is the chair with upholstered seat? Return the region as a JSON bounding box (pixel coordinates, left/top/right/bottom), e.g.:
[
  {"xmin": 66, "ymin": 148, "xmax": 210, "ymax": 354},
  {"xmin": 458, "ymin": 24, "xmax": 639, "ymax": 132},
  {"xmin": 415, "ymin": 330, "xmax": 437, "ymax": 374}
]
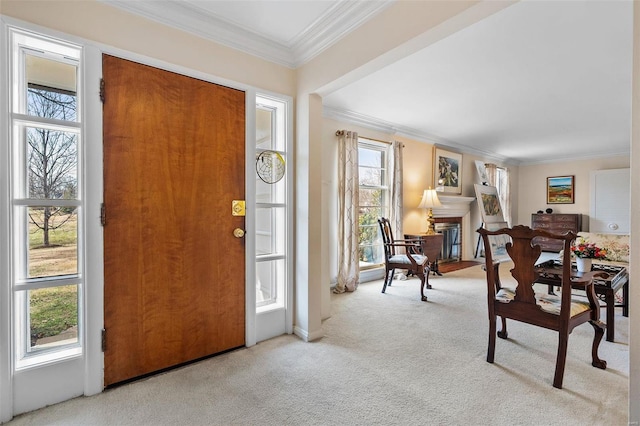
[
  {"xmin": 478, "ymin": 224, "xmax": 607, "ymax": 389},
  {"xmin": 378, "ymin": 217, "xmax": 430, "ymax": 301}
]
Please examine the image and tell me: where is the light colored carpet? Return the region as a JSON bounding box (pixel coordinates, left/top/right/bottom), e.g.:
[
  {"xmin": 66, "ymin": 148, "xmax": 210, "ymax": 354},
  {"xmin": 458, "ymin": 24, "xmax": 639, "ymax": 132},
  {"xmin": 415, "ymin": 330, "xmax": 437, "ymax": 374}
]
[{"xmin": 7, "ymin": 264, "xmax": 628, "ymax": 425}]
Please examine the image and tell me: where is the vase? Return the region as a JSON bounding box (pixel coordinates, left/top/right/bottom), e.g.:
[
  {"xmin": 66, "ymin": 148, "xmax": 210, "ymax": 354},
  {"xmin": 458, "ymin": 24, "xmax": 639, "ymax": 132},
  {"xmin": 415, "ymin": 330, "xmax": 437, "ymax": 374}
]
[{"xmin": 575, "ymin": 257, "xmax": 592, "ymax": 273}]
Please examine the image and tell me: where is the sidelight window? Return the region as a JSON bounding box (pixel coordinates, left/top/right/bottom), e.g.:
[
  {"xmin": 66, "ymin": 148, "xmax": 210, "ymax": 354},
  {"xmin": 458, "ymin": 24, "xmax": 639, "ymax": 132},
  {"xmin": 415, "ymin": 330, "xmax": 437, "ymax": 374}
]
[
  {"xmin": 255, "ymin": 95, "xmax": 289, "ymax": 309},
  {"xmin": 9, "ymin": 29, "xmax": 83, "ymax": 367}
]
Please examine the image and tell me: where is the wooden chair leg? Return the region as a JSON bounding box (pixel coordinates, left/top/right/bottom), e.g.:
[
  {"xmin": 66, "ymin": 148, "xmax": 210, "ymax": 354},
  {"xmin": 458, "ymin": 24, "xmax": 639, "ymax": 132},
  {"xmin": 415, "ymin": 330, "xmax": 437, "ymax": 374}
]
[
  {"xmin": 425, "ymin": 265, "xmax": 432, "ymax": 289},
  {"xmin": 553, "ymin": 330, "xmax": 569, "ymax": 389},
  {"xmin": 487, "ymin": 314, "xmax": 496, "ymax": 363},
  {"xmin": 589, "ymin": 319, "xmax": 607, "ymax": 369},
  {"xmin": 497, "ymin": 316, "xmax": 508, "ymax": 339},
  {"xmin": 419, "ymin": 272, "xmax": 428, "ymax": 302},
  {"xmin": 382, "ymin": 268, "xmax": 394, "ymax": 293}
]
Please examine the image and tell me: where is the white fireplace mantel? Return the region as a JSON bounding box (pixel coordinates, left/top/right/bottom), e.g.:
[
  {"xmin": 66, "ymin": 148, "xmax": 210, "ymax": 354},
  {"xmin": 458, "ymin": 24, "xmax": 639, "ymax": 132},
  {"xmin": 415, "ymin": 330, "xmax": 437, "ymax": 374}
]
[{"xmin": 433, "ymin": 195, "xmax": 476, "ymax": 218}]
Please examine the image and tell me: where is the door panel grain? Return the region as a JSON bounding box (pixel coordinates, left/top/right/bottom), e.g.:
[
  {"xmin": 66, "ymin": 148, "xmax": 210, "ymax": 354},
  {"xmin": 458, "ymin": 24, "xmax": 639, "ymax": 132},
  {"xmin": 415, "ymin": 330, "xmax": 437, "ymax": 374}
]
[{"xmin": 103, "ymin": 55, "xmax": 245, "ymax": 386}]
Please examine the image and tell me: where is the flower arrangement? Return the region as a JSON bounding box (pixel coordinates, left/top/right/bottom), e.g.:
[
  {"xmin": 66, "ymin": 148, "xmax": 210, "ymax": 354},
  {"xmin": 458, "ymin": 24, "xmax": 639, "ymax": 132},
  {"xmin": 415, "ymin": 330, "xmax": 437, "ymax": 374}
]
[{"xmin": 571, "ymin": 238, "xmax": 607, "ymax": 259}]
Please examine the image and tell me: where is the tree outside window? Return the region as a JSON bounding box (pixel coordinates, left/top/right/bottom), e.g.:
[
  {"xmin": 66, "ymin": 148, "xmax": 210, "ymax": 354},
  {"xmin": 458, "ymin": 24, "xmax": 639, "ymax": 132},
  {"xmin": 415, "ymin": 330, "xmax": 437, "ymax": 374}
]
[
  {"xmin": 27, "ymin": 87, "xmax": 78, "ymax": 248},
  {"xmin": 358, "ymin": 141, "xmax": 388, "ymax": 269}
]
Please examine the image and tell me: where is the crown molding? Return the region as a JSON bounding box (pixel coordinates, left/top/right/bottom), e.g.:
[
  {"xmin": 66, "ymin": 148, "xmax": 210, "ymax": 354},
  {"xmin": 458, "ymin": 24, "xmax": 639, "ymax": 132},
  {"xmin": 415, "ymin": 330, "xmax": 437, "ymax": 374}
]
[
  {"xmin": 323, "ymin": 106, "xmax": 630, "ymax": 166},
  {"xmin": 518, "ymin": 150, "xmax": 630, "ymax": 166},
  {"xmin": 290, "ymin": 1, "xmax": 393, "ymax": 67},
  {"xmin": 323, "ymin": 106, "xmax": 517, "ymax": 165},
  {"xmin": 102, "ymin": 1, "xmax": 294, "ymax": 66},
  {"xmin": 101, "ymin": 1, "xmax": 392, "ymax": 68}
]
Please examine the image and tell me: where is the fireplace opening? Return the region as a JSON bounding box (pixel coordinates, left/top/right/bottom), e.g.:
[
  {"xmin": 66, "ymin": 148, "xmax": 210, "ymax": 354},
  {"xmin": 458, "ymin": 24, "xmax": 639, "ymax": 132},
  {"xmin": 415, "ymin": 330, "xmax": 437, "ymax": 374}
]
[{"xmin": 435, "ymin": 218, "xmax": 462, "ymax": 263}]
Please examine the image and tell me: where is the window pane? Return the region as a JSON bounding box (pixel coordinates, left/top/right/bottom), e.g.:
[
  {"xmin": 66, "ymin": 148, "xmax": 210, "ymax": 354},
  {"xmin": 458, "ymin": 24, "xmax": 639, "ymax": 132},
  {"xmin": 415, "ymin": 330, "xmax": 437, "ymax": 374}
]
[
  {"xmin": 359, "ymin": 207, "xmax": 384, "ymax": 267},
  {"xmin": 358, "ymin": 147, "xmax": 383, "ymax": 168},
  {"xmin": 359, "ymin": 244, "xmax": 384, "ymax": 268},
  {"xmin": 256, "ymin": 107, "xmax": 273, "ymax": 150},
  {"xmin": 27, "ymin": 207, "xmax": 78, "ymax": 278},
  {"xmin": 26, "ymin": 55, "xmax": 77, "ymax": 121},
  {"xmin": 27, "ymin": 285, "xmax": 79, "ymax": 351},
  {"xmin": 256, "ymin": 177, "xmax": 286, "ymax": 204},
  {"xmin": 256, "ymin": 207, "xmax": 286, "ymax": 257},
  {"xmin": 359, "ymin": 166, "xmax": 384, "ymax": 187},
  {"xmin": 27, "ymin": 127, "xmax": 78, "ymax": 199},
  {"xmin": 359, "ymin": 188, "xmax": 383, "ymax": 208},
  {"xmin": 256, "ymin": 259, "xmax": 284, "ymax": 307}
]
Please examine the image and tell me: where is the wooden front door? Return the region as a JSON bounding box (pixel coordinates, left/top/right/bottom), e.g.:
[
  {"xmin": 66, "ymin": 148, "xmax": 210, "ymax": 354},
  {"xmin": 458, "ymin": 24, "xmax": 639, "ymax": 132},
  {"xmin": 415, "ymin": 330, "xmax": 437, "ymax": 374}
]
[{"xmin": 102, "ymin": 55, "xmax": 246, "ymax": 386}]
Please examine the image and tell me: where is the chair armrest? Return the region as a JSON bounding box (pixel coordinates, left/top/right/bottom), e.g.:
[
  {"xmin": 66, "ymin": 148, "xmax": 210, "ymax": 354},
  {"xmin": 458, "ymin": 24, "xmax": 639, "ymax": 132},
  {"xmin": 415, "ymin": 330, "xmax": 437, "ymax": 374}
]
[
  {"xmin": 570, "ymin": 271, "xmax": 609, "ymax": 288},
  {"xmin": 387, "ymin": 242, "xmax": 421, "ymax": 249},
  {"xmin": 569, "ymin": 271, "xmax": 608, "ymax": 321}
]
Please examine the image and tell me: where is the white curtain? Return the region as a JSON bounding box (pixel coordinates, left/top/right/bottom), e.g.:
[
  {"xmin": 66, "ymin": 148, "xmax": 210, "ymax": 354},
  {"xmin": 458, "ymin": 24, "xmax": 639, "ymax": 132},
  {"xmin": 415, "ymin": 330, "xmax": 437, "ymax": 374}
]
[
  {"xmin": 485, "ymin": 163, "xmax": 512, "ymax": 226},
  {"xmin": 388, "ymin": 141, "xmax": 404, "ymax": 239},
  {"xmin": 334, "ymin": 130, "xmax": 360, "ymax": 293}
]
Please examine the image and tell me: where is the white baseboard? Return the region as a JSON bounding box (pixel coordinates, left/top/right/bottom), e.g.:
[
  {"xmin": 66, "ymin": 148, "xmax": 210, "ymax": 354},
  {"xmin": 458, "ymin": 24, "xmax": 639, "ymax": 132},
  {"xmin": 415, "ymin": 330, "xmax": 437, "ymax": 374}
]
[{"xmin": 293, "ymin": 326, "xmax": 324, "ymax": 342}]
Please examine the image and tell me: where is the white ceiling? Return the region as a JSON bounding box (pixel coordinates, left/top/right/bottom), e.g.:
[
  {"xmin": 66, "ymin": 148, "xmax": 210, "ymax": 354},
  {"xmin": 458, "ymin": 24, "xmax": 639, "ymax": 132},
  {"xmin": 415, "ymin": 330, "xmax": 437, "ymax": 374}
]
[{"xmin": 104, "ymin": 0, "xmax": 633, "ymax": 165}]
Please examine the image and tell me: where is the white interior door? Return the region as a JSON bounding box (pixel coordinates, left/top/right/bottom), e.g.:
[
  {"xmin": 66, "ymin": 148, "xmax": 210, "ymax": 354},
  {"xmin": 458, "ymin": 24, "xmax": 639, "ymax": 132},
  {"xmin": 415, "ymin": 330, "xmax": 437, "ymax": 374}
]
[{"xmin": 590, "ymin": 168, "xmax": 630, "ymax": 234}]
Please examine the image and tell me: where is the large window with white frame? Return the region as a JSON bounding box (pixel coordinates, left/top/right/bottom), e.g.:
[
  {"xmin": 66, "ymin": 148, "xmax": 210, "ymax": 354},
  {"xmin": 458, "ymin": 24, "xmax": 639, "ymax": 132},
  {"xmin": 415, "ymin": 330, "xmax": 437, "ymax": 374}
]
[
  {"xmin": 9, "ymin": 29, "xmax": 84, "ymax": 367},
  {"xmin": 358, "ymin": 139, "xmax": 389, "ymax": 270},
  {"xmin": 255, "ymin": 95, "xmax": 288, "ymax": 309}
]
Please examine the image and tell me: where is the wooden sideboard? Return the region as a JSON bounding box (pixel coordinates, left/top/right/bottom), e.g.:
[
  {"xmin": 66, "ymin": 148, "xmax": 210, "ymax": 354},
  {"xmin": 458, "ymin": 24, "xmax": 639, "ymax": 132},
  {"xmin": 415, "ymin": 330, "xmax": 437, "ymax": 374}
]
[{"xmin": 531, "ymin": 213, "xmax": 582, "ymax": 252}]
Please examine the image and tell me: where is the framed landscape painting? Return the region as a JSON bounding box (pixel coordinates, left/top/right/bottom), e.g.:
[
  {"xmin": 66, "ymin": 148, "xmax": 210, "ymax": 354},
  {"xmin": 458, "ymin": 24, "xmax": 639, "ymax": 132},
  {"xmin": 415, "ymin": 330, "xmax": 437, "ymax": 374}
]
[
  {"xmin": 434, "ymin": 147, "xmax": 462, "ymax": 194},
  {"xmin": 547, "ymin": 175, "xmax": 574, "ymax": 204}
]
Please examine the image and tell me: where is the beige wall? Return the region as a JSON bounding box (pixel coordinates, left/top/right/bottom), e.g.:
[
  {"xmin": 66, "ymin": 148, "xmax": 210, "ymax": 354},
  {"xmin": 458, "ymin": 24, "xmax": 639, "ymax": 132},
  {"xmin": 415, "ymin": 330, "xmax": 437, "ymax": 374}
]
[
  {"xmin": 516, "ymin": 156, "xmax": 630, "ymax": 229},
  {"xmin": 396, "ymin": 137, "xmax": 435, "ymax": 235}
]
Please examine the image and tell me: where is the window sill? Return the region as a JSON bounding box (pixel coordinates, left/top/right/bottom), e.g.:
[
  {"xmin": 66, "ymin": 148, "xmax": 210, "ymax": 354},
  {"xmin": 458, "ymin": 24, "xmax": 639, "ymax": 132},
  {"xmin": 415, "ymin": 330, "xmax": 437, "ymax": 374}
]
[
  {"xmin": 16, "ymin": 346, "xmax": 82, "ymax": 370},
  {"xmin": 257, "ymin": 303, "xmax": 285, "ymax": 315},
  {"xmin": 359, "ymin": 267, "xmax": 385, "ymax": 283}
]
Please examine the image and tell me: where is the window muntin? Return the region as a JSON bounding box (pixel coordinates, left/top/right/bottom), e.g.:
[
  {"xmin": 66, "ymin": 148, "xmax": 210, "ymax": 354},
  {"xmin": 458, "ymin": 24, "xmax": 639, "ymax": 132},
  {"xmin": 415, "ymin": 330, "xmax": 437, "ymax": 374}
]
[
  {"xmin": 358, "ymin": 140, "xmax": 388, "ymax": 270},
  {"xmin": 10, "ymin": 29, "xmax": 83, "ymax": 365}
]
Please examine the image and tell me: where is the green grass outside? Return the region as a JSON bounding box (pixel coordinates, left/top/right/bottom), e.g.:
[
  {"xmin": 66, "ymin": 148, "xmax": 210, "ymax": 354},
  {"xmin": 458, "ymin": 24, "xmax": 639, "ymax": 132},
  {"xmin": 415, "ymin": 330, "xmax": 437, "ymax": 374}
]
[
  {"xmin": 30, "ymin": 286, "xmax": 78, "ymax": 342},
  {"xmin": 28, "ymin": 211, "xmax": 79, "ymax": 341}
]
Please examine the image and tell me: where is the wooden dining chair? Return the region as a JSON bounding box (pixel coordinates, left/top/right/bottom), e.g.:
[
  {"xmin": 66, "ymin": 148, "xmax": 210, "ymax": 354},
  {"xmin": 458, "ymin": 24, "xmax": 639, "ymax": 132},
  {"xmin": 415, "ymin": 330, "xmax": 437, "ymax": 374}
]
[
  {"xmin": 378, "ymin": 217, "xmax": 430, "ymax": 301},
  {"xmin": 478, "ymin": 224, "xmax": 607, "ymax": 389}
]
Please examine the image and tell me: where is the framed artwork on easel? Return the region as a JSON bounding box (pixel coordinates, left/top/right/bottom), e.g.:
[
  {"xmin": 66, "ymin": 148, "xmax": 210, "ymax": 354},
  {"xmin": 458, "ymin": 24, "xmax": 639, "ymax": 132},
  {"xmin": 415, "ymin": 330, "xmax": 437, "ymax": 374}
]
[{"xmin": 473, "ymin": 184, "xmax": 504, "ymax": 223}]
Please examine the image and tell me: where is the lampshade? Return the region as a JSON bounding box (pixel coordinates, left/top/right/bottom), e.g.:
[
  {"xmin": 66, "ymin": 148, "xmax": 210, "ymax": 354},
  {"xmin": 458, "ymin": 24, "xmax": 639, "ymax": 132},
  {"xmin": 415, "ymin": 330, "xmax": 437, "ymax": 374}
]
[{"xmin": 417, "ymin": 187, "xmax": 442, "ymax": 209}]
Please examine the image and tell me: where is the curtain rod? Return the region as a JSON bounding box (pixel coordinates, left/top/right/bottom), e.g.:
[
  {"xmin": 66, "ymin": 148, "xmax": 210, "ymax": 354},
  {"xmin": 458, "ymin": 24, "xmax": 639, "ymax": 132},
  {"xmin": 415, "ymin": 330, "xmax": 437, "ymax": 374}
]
[{"xmin": 336, "ymin": 130, "xmax": 402, "ymax": 147}]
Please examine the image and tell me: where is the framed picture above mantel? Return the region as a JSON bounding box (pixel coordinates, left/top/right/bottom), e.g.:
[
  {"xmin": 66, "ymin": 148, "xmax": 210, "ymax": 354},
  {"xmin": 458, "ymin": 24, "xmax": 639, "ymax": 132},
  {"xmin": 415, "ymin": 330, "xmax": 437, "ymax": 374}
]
[
  {"xmin": 547, "ymin": 175, "xmax": 575, "ymax": 204},
  {"xmin": 434, "ymin": 147, "xmax": 462, "ymax": 195}
]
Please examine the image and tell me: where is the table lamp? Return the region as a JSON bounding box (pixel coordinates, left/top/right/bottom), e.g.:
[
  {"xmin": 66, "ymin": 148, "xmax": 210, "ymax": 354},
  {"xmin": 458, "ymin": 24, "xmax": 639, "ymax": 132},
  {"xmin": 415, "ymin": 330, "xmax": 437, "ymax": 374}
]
[{"xmin": 418, "ymin": 187, "xmax": 442, "ymax": 235}]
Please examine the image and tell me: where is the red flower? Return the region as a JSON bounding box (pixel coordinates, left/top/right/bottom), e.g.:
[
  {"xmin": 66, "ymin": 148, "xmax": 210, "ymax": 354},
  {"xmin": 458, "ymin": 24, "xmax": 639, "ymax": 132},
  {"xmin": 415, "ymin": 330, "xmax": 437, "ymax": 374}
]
[{"xmin": 571, "ymin": 238, "xmax": 607, "ymax": 259}]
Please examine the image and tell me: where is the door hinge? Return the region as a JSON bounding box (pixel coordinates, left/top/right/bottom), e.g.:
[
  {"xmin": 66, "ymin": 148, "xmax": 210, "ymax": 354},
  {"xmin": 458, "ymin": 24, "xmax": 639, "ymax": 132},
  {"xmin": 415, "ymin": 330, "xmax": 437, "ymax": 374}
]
[
  {"xmin": 100, "ymin": 203, "xmax": 106, "ymax": 226},
  {"xmin": 99, "ymin": 78, "xmax": 105, "ymax": 103},
  {"xmin": 101, "ymin": 329, "xmax": 106, "ymax": 352}
]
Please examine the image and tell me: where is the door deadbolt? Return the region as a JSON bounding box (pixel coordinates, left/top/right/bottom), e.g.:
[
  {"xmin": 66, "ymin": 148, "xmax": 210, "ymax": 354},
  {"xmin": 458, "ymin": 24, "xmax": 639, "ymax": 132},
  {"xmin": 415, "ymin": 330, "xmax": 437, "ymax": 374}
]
[{"xmin": 233, "ymin": 228, "xmax": 245, "ymax": 238}]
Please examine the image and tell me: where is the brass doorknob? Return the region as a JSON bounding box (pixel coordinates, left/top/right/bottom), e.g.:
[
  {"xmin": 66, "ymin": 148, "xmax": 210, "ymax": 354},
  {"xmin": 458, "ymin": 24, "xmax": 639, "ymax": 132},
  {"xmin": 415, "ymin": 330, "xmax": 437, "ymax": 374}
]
[{"xmin": 233, "ymin": 228, "xmax": 245, "ymax": 238}]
